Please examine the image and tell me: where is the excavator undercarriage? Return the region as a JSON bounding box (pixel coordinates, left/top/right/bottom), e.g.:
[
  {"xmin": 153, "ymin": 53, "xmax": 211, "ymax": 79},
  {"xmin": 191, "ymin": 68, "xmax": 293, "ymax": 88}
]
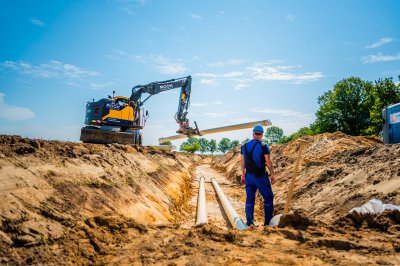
[{"xmin": 80, "ymin": 127, "xmax": 143, "ymax": 145}]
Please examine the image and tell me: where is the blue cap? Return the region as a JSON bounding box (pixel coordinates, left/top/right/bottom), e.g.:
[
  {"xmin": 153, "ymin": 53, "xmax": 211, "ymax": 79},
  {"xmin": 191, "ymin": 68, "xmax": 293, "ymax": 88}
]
[{"xmin": 253, "ymin": 124, "xmax": 264, "ymax": 133}]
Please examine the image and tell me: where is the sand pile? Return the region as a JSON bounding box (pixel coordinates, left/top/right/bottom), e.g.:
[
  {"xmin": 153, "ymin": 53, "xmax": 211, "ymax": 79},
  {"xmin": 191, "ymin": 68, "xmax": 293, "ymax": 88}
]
[
  {"xmin": 212, "ymin": 132, "xmax": 400, "ymax": 222},
  {"xmin": 0, "ymin": 135, "xmax": 200, "ymax": 252}
]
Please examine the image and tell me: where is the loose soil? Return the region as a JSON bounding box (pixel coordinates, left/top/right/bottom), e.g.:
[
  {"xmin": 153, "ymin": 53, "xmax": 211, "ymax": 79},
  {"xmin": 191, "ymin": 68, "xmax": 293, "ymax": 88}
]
[{"xmin": 0, "ymin": 133, "xmax": 399, "ymax": 265}]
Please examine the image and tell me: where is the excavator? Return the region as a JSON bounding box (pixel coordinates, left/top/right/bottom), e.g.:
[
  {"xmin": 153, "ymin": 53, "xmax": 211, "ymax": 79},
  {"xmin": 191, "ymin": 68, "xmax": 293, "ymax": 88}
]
[{"xmin": 80, "ymin": 75, "xmax": 200, "ymax": 145}]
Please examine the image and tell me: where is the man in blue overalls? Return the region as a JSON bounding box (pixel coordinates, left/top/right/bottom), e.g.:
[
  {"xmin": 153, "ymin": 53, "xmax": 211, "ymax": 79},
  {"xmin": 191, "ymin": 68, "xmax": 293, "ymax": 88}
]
[{"xmin": 240, "ymin": 124, "xmax": 276, "ymax": 226}]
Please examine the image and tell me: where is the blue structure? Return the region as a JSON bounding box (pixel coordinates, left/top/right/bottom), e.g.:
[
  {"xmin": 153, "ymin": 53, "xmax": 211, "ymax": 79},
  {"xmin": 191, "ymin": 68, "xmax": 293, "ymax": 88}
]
[{"xmin": 382, "ymin": 102, "xmax": 400, "ymax": 144}]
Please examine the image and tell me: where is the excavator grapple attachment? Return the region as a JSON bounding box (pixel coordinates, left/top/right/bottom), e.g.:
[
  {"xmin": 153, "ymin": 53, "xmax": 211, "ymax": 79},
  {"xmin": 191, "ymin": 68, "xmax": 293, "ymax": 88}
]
[{"xmin": 176, "ymin": 121, "xmax": 201, "ymax": 137}]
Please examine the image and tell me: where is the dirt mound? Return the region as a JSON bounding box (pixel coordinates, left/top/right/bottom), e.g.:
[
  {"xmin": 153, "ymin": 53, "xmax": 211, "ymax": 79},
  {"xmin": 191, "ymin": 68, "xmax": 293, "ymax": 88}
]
[
  {"xmin": 277, "ymin": 209, "xmax": 315, "ymax": 229},
  {"xmin": 336, "ymin": 210, "xmax": 400, "ymax": 233},
  {"xmin": 0, "ymin": 135, "xmax": 201, "ymax": 251},
  {"xmin": 1, "ymin": 134, "xmax": 400, "ymax": 265}
]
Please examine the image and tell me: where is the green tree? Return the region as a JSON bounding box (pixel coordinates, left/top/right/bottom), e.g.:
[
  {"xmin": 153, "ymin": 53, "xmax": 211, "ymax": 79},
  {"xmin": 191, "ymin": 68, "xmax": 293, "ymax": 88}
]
[
  {"xmin": 186, "ymin": 137, "xmax": 199, "ymax": 145},
  {"xmin": 160, "ymin": 140, "xmax": 172, "ymax": 145},
  {"xmin": 263, "ymin": 126, "xmax": 284, "ymax": 145},
  {"xmin": 311, "ymin": 77, "xmax": 372, "ymax": 136},
  {"xmin": 198, "ymin": 138, "xmax": 209, "ymax": 154},
  {"xmin": 218, "ymin": 138, "xmax": 231, "ymax": 153},
  {"xmin": 366, "ymin": 77, "xmax": 400, "ymax": 135},
  {"xmin": 242, "ymin": 138, "xmax": 250, "ymax": 144},
  {"xmin": 230, "ymin": 140, "xmax": 240, "ymax": 149},
  {"xmin": 180, "ymin": 138, "xmax": 200, "ymax": 153},
  {"xmin": 208, "ymin": 139, "xmax": 217, "ymax": 155}
]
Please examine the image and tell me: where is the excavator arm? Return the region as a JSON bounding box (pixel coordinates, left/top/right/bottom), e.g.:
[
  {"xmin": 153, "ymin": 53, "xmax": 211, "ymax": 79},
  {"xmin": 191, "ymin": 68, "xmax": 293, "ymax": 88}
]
[{"xmin": 129, "ymin": 75, "xmax": 200, "ymax": 136}]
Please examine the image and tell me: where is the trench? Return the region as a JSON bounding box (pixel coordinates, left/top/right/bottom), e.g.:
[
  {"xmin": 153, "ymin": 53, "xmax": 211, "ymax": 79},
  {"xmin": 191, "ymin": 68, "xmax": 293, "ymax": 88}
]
[{"xmin": 180, "ymin": 163, "xmax": 254, "ymax": 229}]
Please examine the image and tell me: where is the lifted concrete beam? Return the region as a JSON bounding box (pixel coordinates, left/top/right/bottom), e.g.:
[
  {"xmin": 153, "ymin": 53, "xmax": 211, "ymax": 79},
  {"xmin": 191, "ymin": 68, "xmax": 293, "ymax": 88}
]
[{"xmin": 158, "ymin": 119, "xmax": 272, "ymax": 144}]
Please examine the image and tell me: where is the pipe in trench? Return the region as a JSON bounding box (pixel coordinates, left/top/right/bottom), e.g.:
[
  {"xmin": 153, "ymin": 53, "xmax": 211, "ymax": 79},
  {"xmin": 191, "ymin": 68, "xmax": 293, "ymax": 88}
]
[
  {"xmin": 195, "ymin": 176, "xmax": 207, "ymax": 226},
  {"xmin": 210, "ymin": 177, "xmax": 248, "ymax": 230}
]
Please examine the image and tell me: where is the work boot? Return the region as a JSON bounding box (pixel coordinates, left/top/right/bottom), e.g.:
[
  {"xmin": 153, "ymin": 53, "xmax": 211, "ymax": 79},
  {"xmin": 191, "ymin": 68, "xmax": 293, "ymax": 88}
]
[{"xmin": 246, "ymin": 221, "xmax": 259, "ymax": 227}]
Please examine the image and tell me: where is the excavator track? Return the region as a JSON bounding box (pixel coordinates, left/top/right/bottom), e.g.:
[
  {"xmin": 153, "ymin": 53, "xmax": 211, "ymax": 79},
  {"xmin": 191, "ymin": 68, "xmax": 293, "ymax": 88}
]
[{"xmin": 80, "ymin": 127, "xmax": 142, "ymax": 145}]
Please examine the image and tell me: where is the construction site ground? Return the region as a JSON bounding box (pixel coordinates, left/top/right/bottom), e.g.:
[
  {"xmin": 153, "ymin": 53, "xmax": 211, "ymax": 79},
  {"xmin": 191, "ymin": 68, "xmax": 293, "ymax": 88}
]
[{"xmin": 0, "ymin": 133, "xmax": 400, "ymax": 265}]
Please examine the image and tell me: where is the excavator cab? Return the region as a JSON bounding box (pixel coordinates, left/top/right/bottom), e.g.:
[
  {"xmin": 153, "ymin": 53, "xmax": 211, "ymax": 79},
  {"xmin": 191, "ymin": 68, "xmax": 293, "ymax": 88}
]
[{"xmin": 114, "ymin": 96, "xmax": 129, "ymax": 107}]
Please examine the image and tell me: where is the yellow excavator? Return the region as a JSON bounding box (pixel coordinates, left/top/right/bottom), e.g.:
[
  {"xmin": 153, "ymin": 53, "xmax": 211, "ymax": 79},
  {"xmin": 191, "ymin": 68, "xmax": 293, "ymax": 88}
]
[{"xmin": 80, "ymin": 75, "xmax": 200, "ymax": 145}]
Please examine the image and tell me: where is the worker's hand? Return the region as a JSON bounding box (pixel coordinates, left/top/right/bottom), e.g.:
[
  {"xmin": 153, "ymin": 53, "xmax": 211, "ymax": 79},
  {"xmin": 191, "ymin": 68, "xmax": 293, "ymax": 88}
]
[
  {"xmin": 241, "ymin": 174, "xmax": 245, "ymax": 184},
  {"xmin": 270, "ymin": 174, "xmax": 277, "ymax": 185}
]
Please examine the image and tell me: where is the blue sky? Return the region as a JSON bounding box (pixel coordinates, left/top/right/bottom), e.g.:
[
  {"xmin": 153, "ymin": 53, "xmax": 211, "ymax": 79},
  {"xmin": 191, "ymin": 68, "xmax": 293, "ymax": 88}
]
[{"xmin": 0, "ymin": 0, "xmax": 399, "ymax": 146}]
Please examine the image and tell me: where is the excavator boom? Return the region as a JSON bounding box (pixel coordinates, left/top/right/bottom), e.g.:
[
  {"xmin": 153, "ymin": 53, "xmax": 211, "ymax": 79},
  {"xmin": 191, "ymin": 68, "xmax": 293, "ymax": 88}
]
[{"xmin": 130, "ymin": 75, "xmax": 198, "ymax": 136}]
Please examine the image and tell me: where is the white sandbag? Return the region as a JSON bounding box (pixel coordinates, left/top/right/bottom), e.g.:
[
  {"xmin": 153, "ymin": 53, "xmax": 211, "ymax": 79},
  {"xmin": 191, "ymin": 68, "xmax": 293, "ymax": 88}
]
[{"xmin": 350, "ymin": 198, "xmax": 400, "ymax": 214}]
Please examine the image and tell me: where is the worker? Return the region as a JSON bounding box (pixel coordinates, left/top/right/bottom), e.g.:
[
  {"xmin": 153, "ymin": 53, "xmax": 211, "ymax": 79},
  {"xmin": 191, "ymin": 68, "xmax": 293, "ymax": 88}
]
[{"xmin": 240, "ymin": 124, "xmax": 276, "ymax": 226}]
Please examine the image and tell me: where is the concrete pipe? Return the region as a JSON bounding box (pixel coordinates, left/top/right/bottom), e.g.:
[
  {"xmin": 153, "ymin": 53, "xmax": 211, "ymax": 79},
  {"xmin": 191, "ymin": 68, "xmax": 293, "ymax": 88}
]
[
  {"xmin": 195, "ymin": 176, "xmax": 207, "ymax": 226},
  {"xmin": 158, "ymin": 119, "xmax": 272, "ymax": 143},
  {"xmin": 210, "ymin": 177, "xmax": 248, "ymax": 230}
]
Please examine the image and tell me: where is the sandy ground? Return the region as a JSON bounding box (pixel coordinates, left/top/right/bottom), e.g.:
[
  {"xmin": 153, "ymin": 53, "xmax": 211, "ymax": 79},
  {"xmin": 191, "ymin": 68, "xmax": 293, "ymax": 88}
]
[
  {"xmin": 0, "ymin": 134, "xmax": 400, "ymax": 265},
  {"xmin": 181, "ymin": 163, "xmax": 247, "ymax": 229}
]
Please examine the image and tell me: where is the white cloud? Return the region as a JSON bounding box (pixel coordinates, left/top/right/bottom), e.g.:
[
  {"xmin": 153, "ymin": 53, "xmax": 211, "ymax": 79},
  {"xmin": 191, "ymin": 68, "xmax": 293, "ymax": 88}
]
[
  {"xmin": 222, "ymin": 71, "xmax": 243, "ymax": 78},
  {"xmin": 234, "ymin": 82, "xmax": 250, "ymax": 91},
  {"xmin": 0, "ymin": 93, "xmax": 35, "ymax": 121},
  {"xmin": 191, "ymin": 101, "xmax": 223, "ymax": 107},
  {"xmin": 249, "ymin": 107, "xmax": 313, "ymax": 118},
  {"xmin": 30, "ymin": 18, "xmax": 46, "ymax": 27},
  {"xmin": 366, "ymin": 37, "xmax": 394, "ymax": 49},
  {"xmin": 106, "ymin": 49, "xmax": 145, "ymax": 62},
  {"xmin": 200, "ymin": 79, "xmax": 217, "ymax": 85},
  {"xmin": 106, "ymin": 50, "xmax": 187, "ymax": 75},
  {"xmin": 196, "ymin": 60, "xmax": 322, "ymax": 91},
  {"xmin": 203, "ymin": 112, "xmax": 229, "ymax": 118},
  {"xmin": 2, "ymin": 60, "xmax": 99, "ymax": 79},
  {"xmin": 89, "ymin": 81, "xmax": 115, "ymax": 90},
  {"xmin": 195, "ymin": 71, "xmax": 244, "ymax": 87},
  {"xmin": 154, "ymin": 56, "xmax": 187, "ymax": 74},
  {"xmin": 286, "ymin": 14, "xmax": 295, "ymax": 21},
  {"xmin": 247, "ymin": 63, "xmax": 323, "ymax": 83},
  {"xmin": 195, "ymin": 73, "xmax": 217, "ymax": 78},
  {"xmin": 195, "ymin": 71, "xmax": 243, "ymax": 79},
  {"xmin": 207, "ymin": 59, "xmax": 243, "ymax": 68},
  {"xmin": 65, "ymin": 81, "xmax": 82, "ymax": 87},
  {"xmin": 361, "ymin": 53, "xmax": 400, "ymax": 63},
  {"xmin": 191, "ymin": 14, "xmax": 203, "ymax": 20}
]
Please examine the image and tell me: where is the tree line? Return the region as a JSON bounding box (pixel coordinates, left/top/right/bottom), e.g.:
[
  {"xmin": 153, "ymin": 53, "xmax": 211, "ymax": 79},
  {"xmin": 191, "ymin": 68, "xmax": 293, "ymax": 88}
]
[{"xmin": 174, "ymin": 137, "xmax": 240, "ymax": 154}]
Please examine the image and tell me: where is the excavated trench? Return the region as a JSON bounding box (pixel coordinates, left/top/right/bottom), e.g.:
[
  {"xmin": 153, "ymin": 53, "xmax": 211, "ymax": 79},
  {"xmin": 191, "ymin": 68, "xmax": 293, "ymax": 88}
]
[
  {"xmin": 1, "ymin": 134, "xmax": 400, "ymax": 265},
  {"xmin": 180, "ymin": 163, "xmax": 248, "ymax": 229}
]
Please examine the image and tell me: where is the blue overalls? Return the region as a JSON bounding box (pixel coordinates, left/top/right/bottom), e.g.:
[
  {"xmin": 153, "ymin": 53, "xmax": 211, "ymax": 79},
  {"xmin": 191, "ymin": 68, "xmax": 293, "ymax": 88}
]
[{"xmin": 241, "ymin": 139, "xmax": 274, "ymax": 226}]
